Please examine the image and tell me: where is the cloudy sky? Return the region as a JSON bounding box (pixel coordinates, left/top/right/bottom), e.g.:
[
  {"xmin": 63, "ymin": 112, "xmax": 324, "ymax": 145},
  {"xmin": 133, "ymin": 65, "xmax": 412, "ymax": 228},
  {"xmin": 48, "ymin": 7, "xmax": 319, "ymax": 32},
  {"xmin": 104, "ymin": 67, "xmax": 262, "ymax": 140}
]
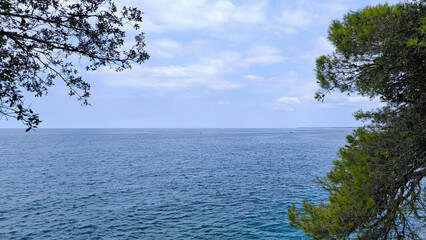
[{"xmin": 5, "ymin": 0, "xmax": 399, "ymax": 128}]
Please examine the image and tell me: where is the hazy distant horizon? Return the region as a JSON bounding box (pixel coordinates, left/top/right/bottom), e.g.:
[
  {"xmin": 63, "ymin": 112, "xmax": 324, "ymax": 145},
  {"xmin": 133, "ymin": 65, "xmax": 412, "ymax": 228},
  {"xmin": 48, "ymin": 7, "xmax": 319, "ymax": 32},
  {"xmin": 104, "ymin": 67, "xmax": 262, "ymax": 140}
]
[{"xmin": 0, "ymin": 126, "xmax": 358, "ymax": 129}]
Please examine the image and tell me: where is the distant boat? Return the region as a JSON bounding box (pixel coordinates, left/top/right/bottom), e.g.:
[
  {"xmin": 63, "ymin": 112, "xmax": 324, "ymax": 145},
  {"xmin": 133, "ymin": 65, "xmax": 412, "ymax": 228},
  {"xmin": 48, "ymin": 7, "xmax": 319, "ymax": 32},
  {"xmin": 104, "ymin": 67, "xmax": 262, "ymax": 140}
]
[{"xmin": 289, "ymin": 130, "xmax": 294, "ymax": 133}]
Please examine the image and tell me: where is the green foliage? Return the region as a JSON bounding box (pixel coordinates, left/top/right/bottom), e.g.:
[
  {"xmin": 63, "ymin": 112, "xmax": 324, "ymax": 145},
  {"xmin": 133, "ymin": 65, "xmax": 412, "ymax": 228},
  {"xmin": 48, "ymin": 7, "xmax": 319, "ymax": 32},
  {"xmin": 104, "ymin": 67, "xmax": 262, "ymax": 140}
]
[
  {"xmin": 315, "ymin": 1, "xmax": 425, "ymax": 105},
  {"xmin": 0, "ymin": 0, "xmax": 149, "ymax": 130},
  {"xmin": 290, "ymin": 1, "xmax": 425, "ymax": 239}
]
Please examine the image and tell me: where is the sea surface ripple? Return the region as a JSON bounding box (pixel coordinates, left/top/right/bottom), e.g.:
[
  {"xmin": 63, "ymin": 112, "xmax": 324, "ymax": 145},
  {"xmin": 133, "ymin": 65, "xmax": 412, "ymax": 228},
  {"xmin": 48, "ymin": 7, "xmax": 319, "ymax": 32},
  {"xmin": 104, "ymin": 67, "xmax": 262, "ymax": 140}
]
[{"xmin": 0, "ymin": 128, "xmax": 352, "ymax": 239}]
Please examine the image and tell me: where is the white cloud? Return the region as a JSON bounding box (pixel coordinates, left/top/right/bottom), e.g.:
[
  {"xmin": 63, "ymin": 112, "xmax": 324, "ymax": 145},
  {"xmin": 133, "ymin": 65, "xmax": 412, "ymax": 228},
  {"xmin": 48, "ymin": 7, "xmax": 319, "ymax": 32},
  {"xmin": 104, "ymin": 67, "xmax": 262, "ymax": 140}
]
[
  {"xmin": 101, "ymin": 58, "xmax": 241, "ymax": 90},
  {"xmin": 244, "ymin": 45, "xmax": 287, "ymax": 64},
  {"xmin": 282, "ymin": 27, "xmax": 297, "ymax": 34},
  {"xmin": 317, "ymin": 103, "xmax": 338, "ymax": 109},
  {"xmin": 269, "ymin": 0, "xmax": 354, "ymax": 34},
  {"xmin": 309, "ymin": 1, "xmax": 352, "ymax": 25},
  {"xmin": 138, "ymin": 0, "xmax": 267, "ymax": 32},
  {"xmin": 101, "ymin": 42, "xmax": 287, "ymax": 90},
  {"xmin": 316, "ymin": 92, "xmax": 385, "ymax": 109},
  {"xmin": 248, "ymin": 71, "xmax": 316, "ymax": 99},
  {"xmin": 300, "ymin": 36, "xmax": 335, "ymax": 65},
  {"xmin": 275, "ymin": 97, "xmax": 301, "ymax": 104},
  {"xmin": 347, "ymin": 95, "xmax": 386, "ymax": 107},
  {"xmin": 266, "ymin": 96, "xmax": 301, "ymax": 111},
  {"xmin": 217, "ymin": 101, "xmax": 230, "ymax": 105},
  {"xmin": 146, "ymin": 39, "xmax": 211, "ymax": 59},
  {"xmin": 244, "ymin": 74, "xmax": 264, "ymax": 81},
  {"xmin": 275, "ymin": 9, "xmax": 315, "ymax": 28},
  {"xmin": 317, "ymin": 36, "xmax": 335, "ymax": 53},
  {"xmin": 248, "ymin": 45, "xmax": 281, "ymax": 56},
  {"xmin": 348, "ymin": 96, "xmax": 373, "ymax": 103},
  {"xmin": 146, "ymin": 39, "xmax": 183, "ymax": 58},
  {"xmin": 244, "ymin": 55, "xmax": 287, "ymax": 65}
]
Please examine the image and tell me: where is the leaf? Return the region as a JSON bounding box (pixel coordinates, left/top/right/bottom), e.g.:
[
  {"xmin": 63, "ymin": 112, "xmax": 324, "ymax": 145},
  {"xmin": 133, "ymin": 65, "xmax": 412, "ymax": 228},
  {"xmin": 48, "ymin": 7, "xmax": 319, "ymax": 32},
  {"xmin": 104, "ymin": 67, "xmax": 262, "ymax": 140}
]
[{"xmin": 407, "ymin": 38, "xmax": 418, "ymax": 46}]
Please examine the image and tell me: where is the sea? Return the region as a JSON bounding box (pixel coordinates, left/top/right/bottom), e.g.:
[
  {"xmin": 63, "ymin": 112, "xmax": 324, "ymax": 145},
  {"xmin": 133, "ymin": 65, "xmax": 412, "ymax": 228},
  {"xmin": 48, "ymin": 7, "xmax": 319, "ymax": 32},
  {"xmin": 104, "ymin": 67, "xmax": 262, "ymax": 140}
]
[{"xmin": 0, "ymin": 128, "xmax": 354, "ymax": 239}]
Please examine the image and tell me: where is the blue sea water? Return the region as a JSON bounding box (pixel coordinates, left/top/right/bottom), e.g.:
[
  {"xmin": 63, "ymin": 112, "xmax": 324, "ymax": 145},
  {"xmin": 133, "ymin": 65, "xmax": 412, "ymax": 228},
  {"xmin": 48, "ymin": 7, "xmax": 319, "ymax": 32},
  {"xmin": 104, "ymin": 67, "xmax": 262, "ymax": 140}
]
[{"xmin": 0, "ymin": 128, "xmax": 353, "ymax": 239}]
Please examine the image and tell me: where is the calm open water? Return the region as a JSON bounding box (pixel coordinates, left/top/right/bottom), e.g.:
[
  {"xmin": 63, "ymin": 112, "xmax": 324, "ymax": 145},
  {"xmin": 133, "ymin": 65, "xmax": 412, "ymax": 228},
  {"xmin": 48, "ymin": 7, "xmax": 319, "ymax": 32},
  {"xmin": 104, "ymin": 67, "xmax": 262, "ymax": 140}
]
[{"xmin": 0, "ymin": 128, "xmax": 353, "ymax": 239}]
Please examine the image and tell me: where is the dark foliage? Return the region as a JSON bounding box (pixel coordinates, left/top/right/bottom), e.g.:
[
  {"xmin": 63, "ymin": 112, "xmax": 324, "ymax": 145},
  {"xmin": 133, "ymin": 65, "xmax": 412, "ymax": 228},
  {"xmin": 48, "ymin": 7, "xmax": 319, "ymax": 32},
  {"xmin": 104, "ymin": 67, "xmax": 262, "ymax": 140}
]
[
  {"xmin": 289, "ymin": 1, "xmax": 425, "ymax": 239},
  {"xmin": 0, "ymin": 0, "xmax": 149, "ymax": 130}
]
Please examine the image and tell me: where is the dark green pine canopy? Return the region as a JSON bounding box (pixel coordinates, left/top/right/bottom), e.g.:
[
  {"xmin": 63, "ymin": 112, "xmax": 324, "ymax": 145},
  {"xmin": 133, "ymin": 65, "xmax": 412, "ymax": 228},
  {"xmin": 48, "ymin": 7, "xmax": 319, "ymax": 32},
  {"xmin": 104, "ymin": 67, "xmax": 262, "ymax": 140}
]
[{"xmin": 289, "ymin": 1, "xmax": 425, "ymax": 239}]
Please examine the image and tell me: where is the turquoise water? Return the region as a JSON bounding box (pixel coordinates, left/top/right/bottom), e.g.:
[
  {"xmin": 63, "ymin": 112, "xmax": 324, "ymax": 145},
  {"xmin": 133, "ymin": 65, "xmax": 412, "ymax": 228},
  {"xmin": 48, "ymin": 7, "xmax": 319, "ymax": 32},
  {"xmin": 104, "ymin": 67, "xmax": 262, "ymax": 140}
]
[{"xmin": 0, "ymin": 128, "xmax": 352, "ymax": 239}]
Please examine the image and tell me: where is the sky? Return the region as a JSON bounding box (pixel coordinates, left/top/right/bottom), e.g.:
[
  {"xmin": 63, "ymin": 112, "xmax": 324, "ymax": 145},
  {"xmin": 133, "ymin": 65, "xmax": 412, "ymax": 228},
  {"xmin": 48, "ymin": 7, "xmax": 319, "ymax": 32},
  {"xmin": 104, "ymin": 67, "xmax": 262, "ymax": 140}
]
[{"xmin": 3, "ymin": 0, "xmax": 400, "ymax": 128}]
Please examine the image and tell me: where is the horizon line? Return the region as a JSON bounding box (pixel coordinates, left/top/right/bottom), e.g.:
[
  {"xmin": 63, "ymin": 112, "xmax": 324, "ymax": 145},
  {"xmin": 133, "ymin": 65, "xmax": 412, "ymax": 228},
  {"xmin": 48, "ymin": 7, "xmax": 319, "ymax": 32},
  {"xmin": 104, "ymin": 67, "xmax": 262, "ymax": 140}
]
[{"xmin": 0, "ymin": 127, "xmax": 358, "ymax": 129}]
